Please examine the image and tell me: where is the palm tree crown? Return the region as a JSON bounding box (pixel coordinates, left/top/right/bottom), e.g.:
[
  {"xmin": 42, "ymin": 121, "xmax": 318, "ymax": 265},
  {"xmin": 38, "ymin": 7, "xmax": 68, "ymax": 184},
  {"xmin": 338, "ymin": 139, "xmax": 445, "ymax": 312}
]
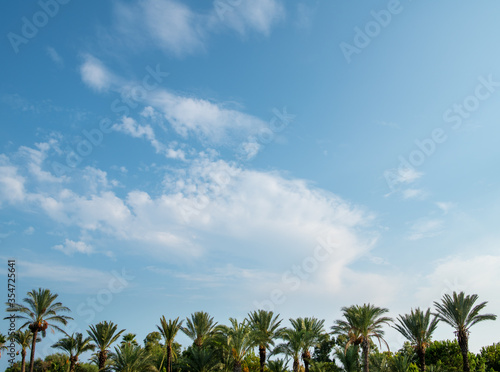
[
  {"xmin": 247, "ymin": 309, "xmax": 283, "ymax": 372},
  {"xmin": 88, "ymin": 320, "xmax": 125, "ymax": 371},
  {"xmin": 52, "ymin": 332, "xmax": 95, "ymax": 372},
  {"xmin": 157, "ymin": 316, "xmax": 183, "ymax": 372},
  {"xmin": 110, "ymin": 343, "xmax": 156, "ymax": 372},
  {"xmin": 182, "ymin": 311, "xmax": 218, "ymax": 348},
  {"xmin": 393, "ymin": 308, "xmax": 439, "ymax": 372},
  {"xmin": 4, "ymin": 288, "xmax": 72, "ymax": 372},
  {"xmin": 332, "ymin": 303, "xmax": 392, "ymax": 372},
  {"xmin": 434, "ymin": 291, "xmax": 497, "ymax": 372},
  {"xmin": 290, "ymin": 317, "xmax": 325, "ymax": 372}
]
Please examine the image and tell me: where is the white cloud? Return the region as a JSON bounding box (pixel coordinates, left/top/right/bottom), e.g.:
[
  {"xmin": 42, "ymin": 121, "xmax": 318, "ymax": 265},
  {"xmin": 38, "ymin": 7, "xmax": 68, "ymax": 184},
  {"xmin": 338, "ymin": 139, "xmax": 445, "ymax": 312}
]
[
  {"xmin": 436, "ymin": 201, "xmax": 454, "ymax": 214},
  {"xmin": 0, "ymin": 155, "xmax": 26, "ymax": 205},
  {"xmin": 402, "ymin": 188, "xmax": 426, "ymax": 200},
  {"xmin": 112, "ymin": 0, "xmax": 284, "ymax": 56},
  {"xmin": 80, "ymin": 55, "xmax": 118, "ymax": 92},
  {"xmin": 18, "ymin": 141, "xmax": 64, "ymax": 183},
  {"xmin": 149, "ymin": 90, "xmax": 268, "ymax": 146},
  {"xmin": 113, "ymin": 0, "xmax": 206, "ymax": 56},
  {"xmin": 53, "ymin": 239, "xmax": 94, "ymax": 255},
  {"xmin": 212, "ymin": 0, "xmax": 285, "ymax": 36},
  {"xmin": 408, "ymin": 218, "xmax": 444, "ymax": 240}
]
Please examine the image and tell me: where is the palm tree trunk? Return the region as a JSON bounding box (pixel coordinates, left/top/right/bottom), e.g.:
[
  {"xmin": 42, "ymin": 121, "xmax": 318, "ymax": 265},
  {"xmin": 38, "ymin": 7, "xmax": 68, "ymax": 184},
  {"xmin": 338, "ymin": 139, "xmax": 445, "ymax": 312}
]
[
  {"xmin": 234, "ymin": 360, "xmax": 242, "ymax": 372},
  {"xmin": 293, "ymin": 356, "xmax": 300, "ymax": 372},
  {"xmin": 303, "ymin": 350, "xmax": 311, "ymax": 372},
  {"xmin": 416, "ymin": 348, "xmax": 425, "ymax": 372},
  {"xmin": 28, "ymin": 330, "xmax": 38, "ymax": 372},
  {"xmin": 362, "ymin": 339, "xmax": 370, "ymax": 372},
  {"xmin": 98, "ymin": 350, "xmax": 107, "ymax": 371},
  {"xmin": 21, "ymin": 349, "xmax": 26, "ymax": 372},
  {"xmin": 166, "ymin": 344, "xmax": 172, "ymax": 372},
  {"xmin": 458, "ymin": 331, "xmax": 470, "ymax": 372},
  {"xmin": 69, "ymin": 355, "xmax": 77, "ymax": 372},
  {"xmin": 259, "ymin": 346, "xmax": 266, "ymax": 372}
]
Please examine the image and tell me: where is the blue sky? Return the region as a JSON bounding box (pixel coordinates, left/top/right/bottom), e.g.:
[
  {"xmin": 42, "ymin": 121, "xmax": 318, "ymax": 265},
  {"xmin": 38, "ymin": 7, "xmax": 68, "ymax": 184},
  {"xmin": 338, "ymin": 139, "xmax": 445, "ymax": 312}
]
[{"xmin": 2, "ymin": 0, "xmax": 500, "ymax": 367}]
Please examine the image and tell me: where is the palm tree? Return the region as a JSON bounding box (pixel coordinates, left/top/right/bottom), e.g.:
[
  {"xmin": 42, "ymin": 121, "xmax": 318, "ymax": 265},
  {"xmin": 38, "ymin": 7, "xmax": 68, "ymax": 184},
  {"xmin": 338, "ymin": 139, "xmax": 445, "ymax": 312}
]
[
  {"xmin": 182, "ymin": 311, "xmax": 218, "ymax": 348},
  {"xmin": 247, "ymin": 309, "xmax": 283, "ymax": 372},
  {"xmin": 220, "ymin": 318, "xmax": 254, "ymax": 372},
  {"xmin": 52, "ymin": 332, "xmax": 95, "ymax": 372},
  {"xmin": 332, "ymin": 304, "xmax": 392, "ymax": 372},
  {"xmin": 121, "ymin": 333, "xmax": 139, "ymax": 347},
  {"xmin": 290, "ymin": 317, "xmax": 325, "ymax": 372},
  {"xmin": 267, "ymin": 358, "xmax": 289, "ymax": 372},
  {"xmin": 433, "ymin": 291, "xmax": 497, "ymax": 372},
  {"xmin": 8, "ymin": 330, "xmax": 39, "ymax": 372},
  {"xmin": 4, "ymin": 288, "xmax": 72, "ymax": 372},
  {"xmin": 109, "ymin": 343, "xmax": 157, "ymax": 371},
  {"xmin": 393, "ymin": 308, "xmax": 439, "ymax": 372},
  {"xmin": 335, "ymin": 345, "xmax": 360, "ymax": 372},
  {"xmin": 391, "ymin": 354, "xmax": 414, "ymax": 372},
  {"xmin": 157, "ymin": 316, "xmax": 183, "ymax": 372},
  {"xmin": 0, "ymin": 333, "xmax": 7, "ymax": 359},
  {"xmin": 88, "ymin": 320, "xmax": 125, "ymax": 371},
  {"xmin": 181, "ymin": 346, "xmax": 220, "ymax": 372},
  {"xmin": 272, "ymin": 327, "xmax": 304, "ymax": 372}
]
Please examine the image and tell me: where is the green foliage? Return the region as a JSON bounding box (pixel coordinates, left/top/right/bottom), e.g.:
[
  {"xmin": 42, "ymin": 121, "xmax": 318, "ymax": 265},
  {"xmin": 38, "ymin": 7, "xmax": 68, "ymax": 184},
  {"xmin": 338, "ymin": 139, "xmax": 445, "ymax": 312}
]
[
  {"xmin": 425, "ymin": 340, "xmax": 463, "ymax": 372},
  {"xmin": 312, "ymin": 334, "xmax": 336, "ymax": 363},
  {"xmin": 144, "ymin": 332, "xmax": 163, "ymax": 350},
  {"xmin": 480, "ymin": 343, "xmax": 500, "ymax": 372}
]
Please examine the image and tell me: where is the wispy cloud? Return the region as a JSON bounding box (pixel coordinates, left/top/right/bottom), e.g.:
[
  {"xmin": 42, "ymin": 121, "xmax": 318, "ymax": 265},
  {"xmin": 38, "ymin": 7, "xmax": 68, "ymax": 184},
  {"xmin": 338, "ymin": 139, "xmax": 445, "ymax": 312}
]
[
  {"xmin": 53, "ymin": 239, "xmax": 94, "ymax": 255},
  {"xmin": 408, "ymin": 218, "xmax": 444, "ymax": 240},
  {"xmin": 46, "ymin": 46, "xmax": 64, "ymax": 67},
  {"xmin": 111, "ymin": 0, "xmax": 284, "ymax": 56},
  {"xmin": 402, "ymin": 188, "xmax": 426, "ymax": 200},
  {"xmin": 80, "ymin": 54, "xmax": 120, "ymax": 92}
]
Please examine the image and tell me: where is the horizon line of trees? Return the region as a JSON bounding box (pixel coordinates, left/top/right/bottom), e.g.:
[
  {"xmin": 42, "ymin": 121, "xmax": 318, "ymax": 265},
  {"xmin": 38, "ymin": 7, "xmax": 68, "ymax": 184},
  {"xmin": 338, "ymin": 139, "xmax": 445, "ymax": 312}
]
[{"xmin": 1, "ymin": 288, "xmax": 498, "ymax": 372}]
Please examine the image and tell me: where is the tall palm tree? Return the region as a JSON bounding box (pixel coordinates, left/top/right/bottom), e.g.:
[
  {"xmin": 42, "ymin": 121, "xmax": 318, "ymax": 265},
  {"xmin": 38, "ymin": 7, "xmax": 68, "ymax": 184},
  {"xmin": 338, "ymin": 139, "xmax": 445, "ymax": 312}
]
[
  {"xmin": 290, "ymin": 317, "xmax": 325, "ymax": 372},
  {"xmin": 157, "ymin": 316, "xmax": 183, "ymax": 372},
  {"xmin": 332, "ymin": 304, "xmax": 392, "ymax": 372},
  {"xmin": 272, "ymin": 327, "xmax": 304, "ymax": 372},
  {"xmin": 4, "ymin": 288, "xmax": 72, "ymax": 372},
  {"xmin": 88, "ymin": 320, "xmax": 125, "ymax": 371},
  {"xmin": 433, "ymin": 291, "xmax": 497, "ymax": 372},
  {"xmin": 110, "ymin": 343, "xmax": 157, "ymax": 372},
  {"xmin": 182, "ymin": 311, "xmax": 218, "ymax": 348},
  {"xmin": 220, "ymin": 318, "xmax": 254, "ymax": 372},
  {"xmin": 393, "ymin": 308, "xmax": 439, "ymax": 372},
  {"xmin": 8, "ymin": 330, "xmax": 39, "ymax": 372},
  {"xmin": 247, "ymin": 309, "xmax": 283, "ymax": 372},
  {"xmin": 52, "ymin": 332, "xmax": 95, "ymax": 372}
]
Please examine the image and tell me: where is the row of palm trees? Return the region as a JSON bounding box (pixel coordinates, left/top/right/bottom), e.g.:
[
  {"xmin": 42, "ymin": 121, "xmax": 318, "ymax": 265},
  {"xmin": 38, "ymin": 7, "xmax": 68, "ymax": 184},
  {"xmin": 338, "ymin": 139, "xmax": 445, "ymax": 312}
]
[{"xmin": 3, "ymin": 288, "xmax": 497, "ymax": 372}]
